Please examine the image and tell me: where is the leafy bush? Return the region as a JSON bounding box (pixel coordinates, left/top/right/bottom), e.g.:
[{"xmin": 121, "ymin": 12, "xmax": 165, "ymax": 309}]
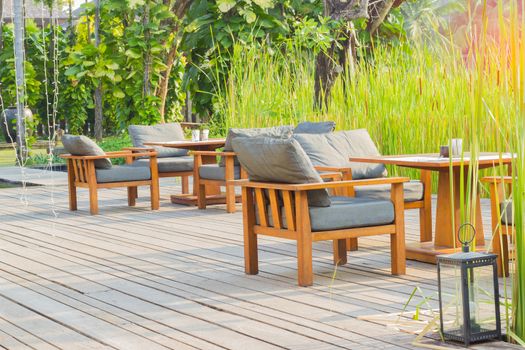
[
  {"xmin": 98, "ymin": 134, "xmax": 133, "ymax": 165},
  {"xmin": 25, "ymin": 152, "xmax": 65, "ymax": 166}
]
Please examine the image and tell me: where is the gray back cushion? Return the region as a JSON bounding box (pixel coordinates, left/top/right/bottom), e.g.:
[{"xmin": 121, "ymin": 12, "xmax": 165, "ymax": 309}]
[
  {"xmin": 128, "ymin": 123, "xmax": 188, "ymax": 157},
  {"xmin": 294, "ymin": 121, "xmax": 335, "ymax": 134},
  {"xmin": 62, "ymin": 134, "xmax": 112, "ymax": 169},
  {"xmin": 220, "ymin": 126, "xmax": 293, "ymax": 166},
  {"xmin": 231, "ymin": 137, "xmax": 330, "ymax": 207},
  {"xmin": 293, "ymin": 129, "xmax": 388, "ymax": 179}
]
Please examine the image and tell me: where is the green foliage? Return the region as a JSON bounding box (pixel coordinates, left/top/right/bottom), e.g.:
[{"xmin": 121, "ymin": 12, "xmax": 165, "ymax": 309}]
[
  {"xmin": 0, "ymin": 22, "xmax": 43, "ymax": 110},
  {"xmin": 400, "ymin": 0, "xmax": 464, "ymax": 45},
  {"xmin": 98, "ymin": 134, "xmax": 132, "ymax": 164},
  {"xmin": 25, "ymin": 152, "xmax": 65, "ymax": 166},
  {"xmin": 63, "ymin": 0, "xmax": 185, "ymax": 130},
  {"xmin": 98, "ymin": 134, "xmax": 132, "ymax": 151},
  {"xmin": 181, "ymin": 0, "xmax": 326, "ymax": 115}
]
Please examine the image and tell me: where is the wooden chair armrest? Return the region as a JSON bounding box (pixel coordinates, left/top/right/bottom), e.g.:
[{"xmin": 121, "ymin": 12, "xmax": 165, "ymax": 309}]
[
  {"xmin": 105, "ymin": 151, "xmax": 133, "ymax": 156},
  {"xmin": 315, "ymin": 166, "xmax": 353, "ymax": 176},
  {"xmin": 239, "ymin": 177, "xmax": 410, "ymax": 191},
  {"xmin": 481, "ymin": 176, "xmax": 514, "ymax": 184},
  {"xmin": 319, "ymin": 172, "xmax": 343, "ymax": 180},
  {"xmin": 122, "ymin": 147, "xmax": 155, "ymax": 152},
  {"xmin": 192, "ymin": 150, "xmax": 236, "ymax": 157},
  {"xmin": 61, "ymin": 151, "xmax": 157, "ymax": 160}
]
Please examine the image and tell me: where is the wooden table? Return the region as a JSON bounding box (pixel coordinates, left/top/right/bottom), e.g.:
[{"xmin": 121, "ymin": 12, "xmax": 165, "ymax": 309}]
[
  {"xmin": 144, "ymin": 139, "xmax": 228, "ymax": 206},
  {"xmin": 350, "ymin": 153, "xmax": 513, "ymax": 263}
]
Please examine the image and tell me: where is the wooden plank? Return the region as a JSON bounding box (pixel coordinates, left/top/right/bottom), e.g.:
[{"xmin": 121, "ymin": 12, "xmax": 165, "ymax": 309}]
[
  {"xmin": 0, "ymin": 295, "xmax": 106, "ymax": 350},
  {"xmin": 0, "ymin": 276, "xmax": 170, "ymax": 350},
  {"xmin": 0, "ymin": 267, "xmax": 200, "ymax": 350}
]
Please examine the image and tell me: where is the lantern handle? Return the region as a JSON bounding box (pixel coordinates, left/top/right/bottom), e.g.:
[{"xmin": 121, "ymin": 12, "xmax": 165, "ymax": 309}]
[{"xmin": 458, "ymin": 223, "xmax": 476, "ymax": 252}]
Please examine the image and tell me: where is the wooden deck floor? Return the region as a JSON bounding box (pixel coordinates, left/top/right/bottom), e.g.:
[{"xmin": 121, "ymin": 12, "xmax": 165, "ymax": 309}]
[{"xmin": 0, "ymin": 180, "xmax": 508, "ymax": 349}]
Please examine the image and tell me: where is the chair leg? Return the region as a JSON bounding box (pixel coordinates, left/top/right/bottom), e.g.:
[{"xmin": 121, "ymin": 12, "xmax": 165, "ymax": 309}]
[
  {"xmin": 297, "ymin": 229, "xmax": 313, "ymax": 287},
  {"xmin": 128, "ymin": 187, "xmax": 137, "ymax": 206},
  {"xmin": 346, "ymin": 238, "xmax": 358, "ymax": 251},
  {"xmin": 333, "ymin": 239, "xmax": 347, "ymax": 265},
  {"xmin": 494, "ymin": 229, "xmax": 509, "ymax": 277},
  {"xmin": 69, "ymin": 184, "xmax": 78, "ymax": 211},
  {"xmin": 181, "ymin": 175, "xmax": 190, "ymax": 194},
  {"xmin": 88, "ymin": 186, "xmax": 99, "ymax": 215},
  {"xmin": 197, "ymin": 183, "xmax": 207, "ymax": 209},
  {"xmin": 391, "ymin": 232, "xmax": 406, "ymax": 275},
  {"xmin": 150, "ymin": 183, "xmax": 160, "ymax": 210},
  {"xmin": 391, "ymin": 183, "xmax": 406, "ymax": 275},
  {"xmin": 243, "ymin": 187, "xmax": 258, "ymax": 275},
  {"xmin": 226, "ymin": 183, "xmax": 236, "ymax": 213},
  {"xmin": 67, "ymin": 160, "xmax": 77, "ymax": 211}
]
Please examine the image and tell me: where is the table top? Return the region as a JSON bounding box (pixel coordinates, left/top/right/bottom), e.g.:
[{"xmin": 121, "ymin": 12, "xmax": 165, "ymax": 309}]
[
  {"xmin": 350, "ymin": 152, "xmax": 513, "ymax": 171},
  {"xmin": 144, "ymin": 138, "xmax": 226, "ymax": 150}
]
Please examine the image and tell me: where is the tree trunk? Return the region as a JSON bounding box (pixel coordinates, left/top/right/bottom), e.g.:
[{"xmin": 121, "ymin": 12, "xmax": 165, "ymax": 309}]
[
  {"xmin": 156, "ymin": 0, "xmax": 194, "ymax": 121},
  {"xmin": 366, "ymin": 0, "xmax": 396, "ymax": 35},
  {"xmin": 314, "ymin": 27, "xmax": 357, "ymax": 109},
  {"xmin": 313, "ymin": 0, "xmax": 367, "ymax": 108},
  {"xmin": 68, "ymin": 0, "xmax": 75, "ymax": 46},
  {"xmin": 158, "ymin": 45, "xmax": 178, "ymax": 123},
  {"xmin": 94, "ymin": 0, "xmax": 103, "ymax": 141},
  {"xmin": 13, "ymin": 0, "xmax": 27, "ymax": 161},
  {"xmin": 313, "ymin": 0, "xmax": 401, "ymax": 107},
  {"xmin": 85, "ymin": 0, "xmax": 90, "ymax": 37},
  {"xmin": 0, "ymin": 0, "xmax": 4, "ymax": 51}
]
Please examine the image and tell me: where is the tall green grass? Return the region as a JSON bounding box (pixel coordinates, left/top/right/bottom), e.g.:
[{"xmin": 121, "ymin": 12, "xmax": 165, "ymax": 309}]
[{"xmin": 217, "ymin": 43, "xmax": 513, "ymax": 181}]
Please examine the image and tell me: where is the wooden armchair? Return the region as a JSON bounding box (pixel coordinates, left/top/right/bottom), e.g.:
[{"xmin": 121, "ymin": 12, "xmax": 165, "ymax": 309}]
[
  {"xmin": 482, "ymin": 176, "xmax": 514, "ymax": 277},
  {"xmin": 61, "ymin": 149, "xmax": 160, "ymax": 215},
  {"xmin": 193, "ymin": 151, "xmax": 247, "ymax": 213},
  {"xmin": 240, "ymin": 177, "xmax": 408, "ymax": 286}
]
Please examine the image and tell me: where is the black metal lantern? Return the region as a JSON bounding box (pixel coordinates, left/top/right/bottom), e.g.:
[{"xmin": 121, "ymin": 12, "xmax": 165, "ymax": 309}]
[{"xmin": 437, "ymin": 223, "xmax": 502, "ymax": 347}]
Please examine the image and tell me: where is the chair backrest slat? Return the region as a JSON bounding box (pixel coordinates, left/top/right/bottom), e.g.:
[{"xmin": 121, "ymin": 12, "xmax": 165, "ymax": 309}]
[
  {"xmin": 268, "ymin": 189, "xmax": 282, "ymax": 229},
  {"xmin": 254, "ymin": 188, "xmax": 268, "ymax": 227},
  {"xmin": 74, "ymin": 159, "xmax": 83, "ymax": 182},
  {"xmin": 282, "ymin": 190, "xmax": 296, "ymax": 231}
]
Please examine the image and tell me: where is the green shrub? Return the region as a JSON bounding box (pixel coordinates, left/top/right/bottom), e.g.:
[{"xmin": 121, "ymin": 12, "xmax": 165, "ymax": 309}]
[{"xmin": 98, "ymin": 134, "xmax": 133, "ymax": 165}]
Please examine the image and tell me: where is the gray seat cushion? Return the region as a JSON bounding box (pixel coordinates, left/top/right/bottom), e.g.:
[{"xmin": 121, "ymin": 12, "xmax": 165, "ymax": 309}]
[
  {"xmin": 310, "ymin": 197, "xmax": 394, "ymax": 231},
  {"xmin": 294, "ymin": 121, "xmax": 335, "ymax": 134},
  {"xmin": 501, "ymin": 200, "xmax": 513, "ymax": 225},
  {"xmin": 133, "ymin": 156, "xmax": 193, "ymax": 173},
  {"xmin": 231, "ymin": 137, "xmax": 330, "ymax": 207},
  {"xmin": 95, "ymin": 165, "xmax": 151, "ymax": 183},
  {"xmin": 354, "ymin": 180, "xmax": 424, "ymax": 202},
  {"xmin": 128, "ymin": 123, "xmax": 188, "ymax": 157},
  {"xmin": 220, "ymin": 126, "xmax": 294, "ymax": 166},
  {"xmin": 293, "ymin": 129, "xmax": 388, "ymax": 179},
  {"xmin": 259, "ymin": 196, "xmax": 394, "ymax": 232},
  {"xmin": 199, "ymin": 164, "xmax": 240, "ymax": 180},
  {"xmin": 61, "ymin": 134, "xmax": 112, "ymax": 169}
]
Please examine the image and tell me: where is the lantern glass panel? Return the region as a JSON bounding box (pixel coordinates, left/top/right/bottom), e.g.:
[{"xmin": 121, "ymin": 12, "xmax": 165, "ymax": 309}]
[
  {"xmin": 467, "ymin": 265, "xmax": 497, "ymax": 334},
  {"xmin": 440, "ymin": 261, "xmax": 464, "ymax": 337}
]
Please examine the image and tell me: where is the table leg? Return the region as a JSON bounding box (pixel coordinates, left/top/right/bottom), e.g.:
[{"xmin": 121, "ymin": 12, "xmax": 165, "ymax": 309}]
[
  {"xmin": 406, "ymin": 168, "xmax": 484, "ymax": 263},
  {"xmin": 434, "ymin": 169, "xmax": 484, "ymax": 247}
]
